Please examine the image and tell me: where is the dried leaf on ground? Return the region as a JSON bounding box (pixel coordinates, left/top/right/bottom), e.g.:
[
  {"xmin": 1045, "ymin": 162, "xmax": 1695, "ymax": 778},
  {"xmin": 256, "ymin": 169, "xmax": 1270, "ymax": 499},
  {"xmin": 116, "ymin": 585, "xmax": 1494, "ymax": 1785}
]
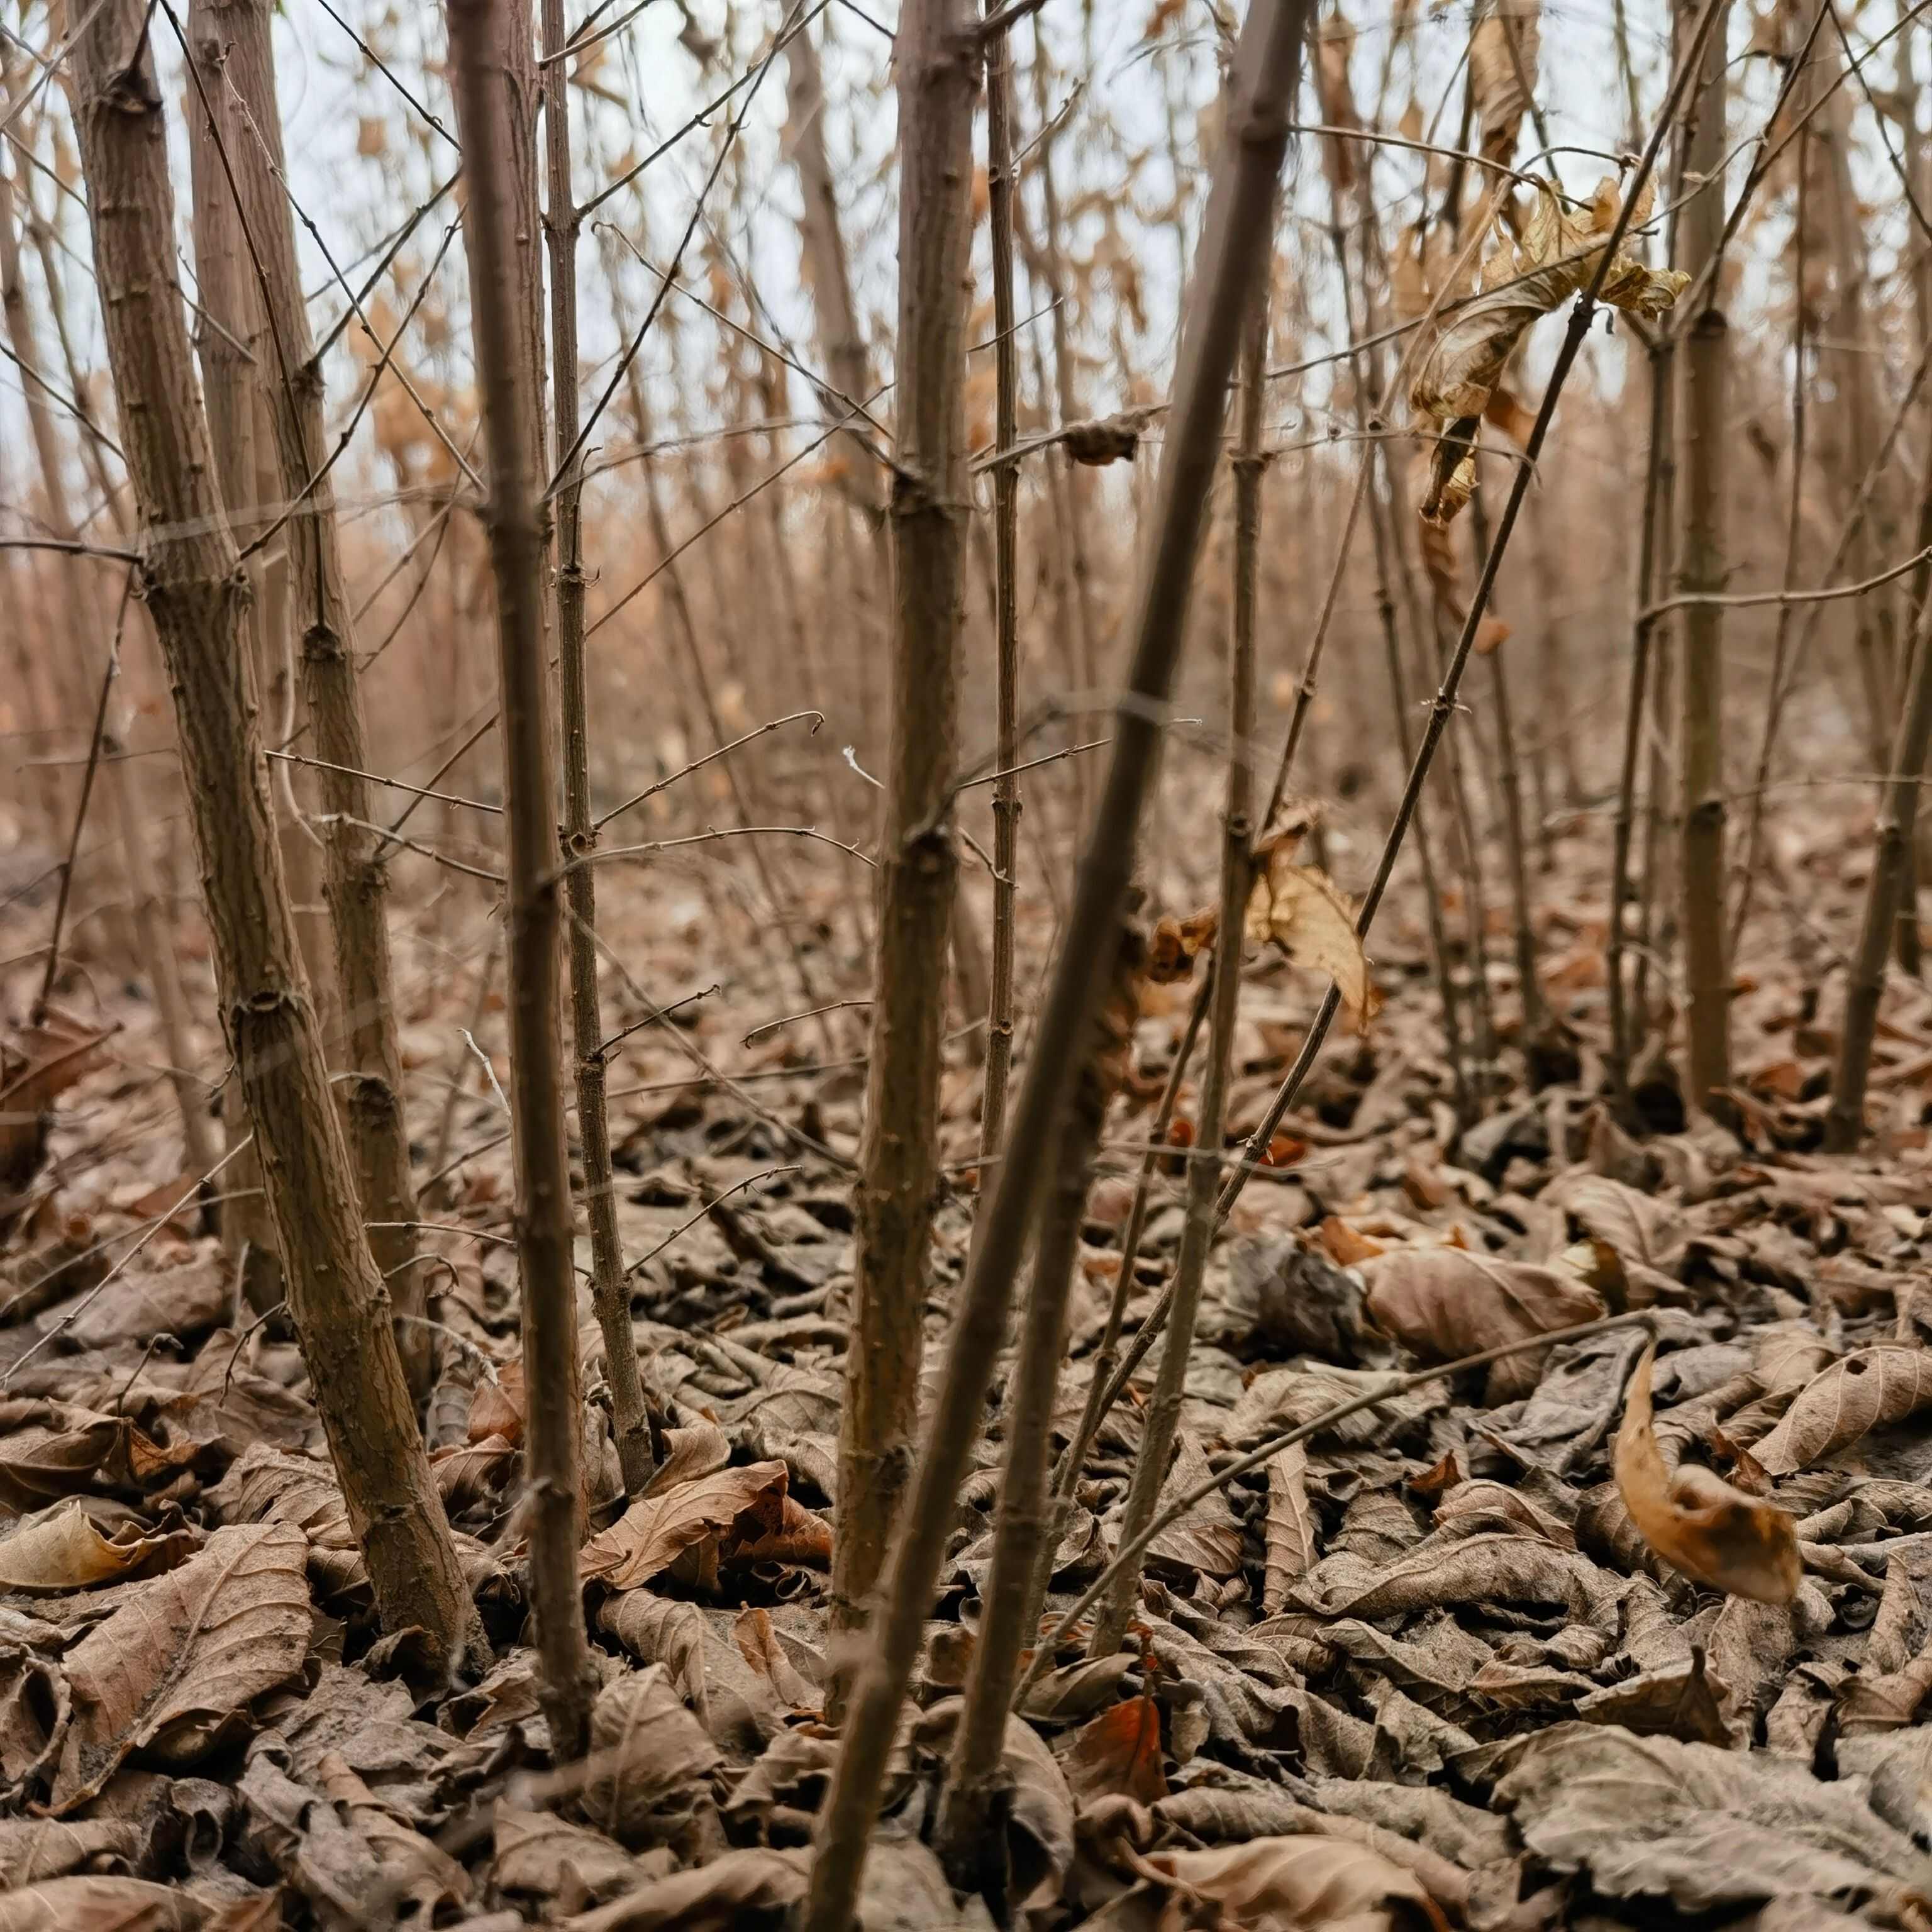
[
  {"xmin": 50, "ymin": 1521, "xmax": 311, "ymax": 1811},
  {"xmin": 1359, "ymin": 1245, "xmax": 1604, "ymax": 1401},
  {"xmin": 1750, "ymin": 1344, "xmax": 1932, "ymax": 1475},
  {"xmin": 584, "ymin": 1663, "xmax": 722, "ymax": 1850},
  {"xmin": 1613, "ymin": 1346, "xmax": 1799, "ymax": 1603},
  {"xmin": 0, "ymin": 1501, "xmax": 198, "ymax": 1593},
  {"xmin": 1065, "ymin": 1696, "xmax": 1167, "ymax": 1805},
  {"xmin": 0, "ymin": 1875, "xmax": 208, "ymax": 1931},
  {"xmin": 1128, "ymin": 1835, "xmax": 1450, "ymax": 1931},
  {"xmin": 1495, "ymin": 1722, "xmax": 1932, "ymax": 1917},
  {"xmin": 579, "ymin": 1460, "xmax": 790, "ymax": 1589},
  {"xmin": 1263, "ymin": 1442, "xmax": 1318, "ymax": 1613}
]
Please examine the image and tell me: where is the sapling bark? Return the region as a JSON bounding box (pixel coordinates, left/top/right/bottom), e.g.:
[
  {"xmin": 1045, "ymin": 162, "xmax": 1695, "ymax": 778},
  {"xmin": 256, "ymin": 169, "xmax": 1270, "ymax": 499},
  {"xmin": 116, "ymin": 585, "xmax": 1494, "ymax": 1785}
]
[
  {"xmin": 541, "ymin": 0, "xmax": 653, "ymax": 1499},
  {"xmin": 445, "ymin": 0, "xmax": 596, "ymax": 1759},
  {"xmin": 798, "ymin": 0, "xmax": 1310, "ymax": 1918},
  {"xmin": 831, "ymin": 0, "xmax": 975, "ymax": 1638},
  {"xmin": 203, "ymin": 0, "xmax": 429, "ymax": 1390},
  {"xmin": 69, "ymin": 0, "xmax": 477, "ymax": 1667}
]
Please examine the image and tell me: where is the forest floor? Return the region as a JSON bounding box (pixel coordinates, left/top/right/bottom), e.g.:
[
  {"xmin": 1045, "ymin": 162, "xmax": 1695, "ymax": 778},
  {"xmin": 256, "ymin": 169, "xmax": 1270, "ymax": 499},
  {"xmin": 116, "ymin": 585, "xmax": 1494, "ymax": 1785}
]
[{"xmin": 4, "ymin": 792, "xmax": 1932, "ymax": 1931}]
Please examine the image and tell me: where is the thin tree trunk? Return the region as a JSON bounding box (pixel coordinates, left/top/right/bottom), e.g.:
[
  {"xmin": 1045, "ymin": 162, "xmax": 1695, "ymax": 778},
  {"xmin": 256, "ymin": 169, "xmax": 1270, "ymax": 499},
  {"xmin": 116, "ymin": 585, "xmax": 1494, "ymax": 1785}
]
[
  {"xmin": 1087, "ymin": 284, "xmax": 1267, "ymax": 1662},
  {"xmin": 70, "ymin": 0, "xmax": 476, "ymax": 1667},
  {"xmin": 978, "ymin": 0, "xmax": 1022, "ymax": 1182},
  {"xmin": 208, "ymin": 0, "xmax": 428, "ymax": 1389},
  {"xmin": 446, "ymin": 0, "xmax": 595, "ymax": 1760},
  {"xmin": 1828, "ymin": 588, "xmax": 1932, "ymax": 1150},
  {"xmin": 799, "ymin": 1, "xmax": 1309, "ymax": 1918},
  {"xmin": 832, "ymin": 0, "xmax": 975, "ymax": 1641},
  {"xmin": 541, "ymin": 0, "xmax": 653, "ymax": 1501},
  {"xmin": 1675, "ymin": 0, "xmax": 1734, "ymax": 1116},
  {"xmin": 186, "ymin": 0, "xmax": 284, "ymax": 1307},
  {"xmin": 1, "ymin": 148, "xmax": 211, "ymax": 1157},
  {"xmin": 935, "ymin": 914, "xmax": 1138, "ymax": 1885}
]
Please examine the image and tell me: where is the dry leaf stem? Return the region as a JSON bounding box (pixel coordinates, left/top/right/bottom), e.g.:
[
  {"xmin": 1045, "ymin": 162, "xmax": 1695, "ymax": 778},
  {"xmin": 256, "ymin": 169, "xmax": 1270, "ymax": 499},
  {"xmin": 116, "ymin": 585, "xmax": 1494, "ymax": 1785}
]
[
  {"xmin": 797, "ymin": 1, "xmax": 1311, "ymax": 1919},
  {"xmin": 446, "ymin": 0, "xmax": 596, "ymax": 1757}
]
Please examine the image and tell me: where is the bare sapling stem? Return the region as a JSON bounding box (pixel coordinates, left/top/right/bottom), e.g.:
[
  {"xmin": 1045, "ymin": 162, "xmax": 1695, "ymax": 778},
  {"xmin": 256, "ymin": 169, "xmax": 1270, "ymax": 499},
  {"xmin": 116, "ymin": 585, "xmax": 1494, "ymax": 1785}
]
[
  {"xmin": 1607, "ymin": 338, "xmax": 1675, "ymax": 1102},
  {"xmin": 541, "ymin": 0, "xmax": 653, "ymax": 1500},
  {"xmin": 1826, "ymin": 510, "xmax": 1932, "ymax": 1148},
  {"xmin": 1674, "ymin": 0, "xmax": 1736, "ymax": 1118},
  {"xmin": 70, "ymin": 0, "xmax": 477, "ymax": 1667},
  {"xmin": 1085, "ymin": 279, "xmax": 1269, "ymax": 1660},
  {"xmin": 799, "ymin": 1, "xmax": 1311, "ymax": 1921},
  {"xmin": 1466, "ymin": 487, "xmax": 1548, "ymax": 1058},
  {"xmin": 935, "ymin": 917, "xmax": 1140, "ymax": 1889},
  {"xmin": 977, "ymin": 0, "xmax": 1023, "ymax": 1184},
  {"xmin": 830, "ymin": 0, "xmax": 976, "ymax": 1643},
  {"xmin": 447, "ymin": 0, "xmax": 596, "ymax": 1758},
  {"xmin": 1215, "ymin": 0, "xmax": 1731, "ymax": 1224},
  {"xmin": 206, "ymin": 0, "xmax": 428, "ymax": 1391}
]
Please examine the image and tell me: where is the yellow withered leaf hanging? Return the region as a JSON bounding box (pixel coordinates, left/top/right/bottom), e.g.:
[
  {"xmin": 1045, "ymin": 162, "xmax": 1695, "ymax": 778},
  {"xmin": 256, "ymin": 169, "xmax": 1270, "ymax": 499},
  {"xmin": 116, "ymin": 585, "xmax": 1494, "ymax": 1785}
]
[{"xmin": 1411, "ymin": 174, "xmax": 1690, "ymax": 525}]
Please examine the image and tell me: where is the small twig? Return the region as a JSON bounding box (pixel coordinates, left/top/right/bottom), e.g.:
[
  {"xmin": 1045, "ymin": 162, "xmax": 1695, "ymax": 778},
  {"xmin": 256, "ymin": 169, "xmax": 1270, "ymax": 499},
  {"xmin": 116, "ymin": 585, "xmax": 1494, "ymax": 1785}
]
[
  {"xmin": 269, "ymin": 748, "xmax": 501, "ymax": 816},
  {"xmin": 626, "ymin": 1165, "xmax": 800, "ymax": 1276},
  {"xmin": 32, "ymin": 600, "xmax": 121, "ymax": 1020},
  {"xmin": 593, "ymin": 711, "xmax": 826, "ymax": 830},
  {"xmin": 458, "ymin": 1030, "xmax": 510, "ymax": 1117},
  {"xmin": 601, "ymin": 983, "xmax": 719, "ymax": 1057},
  {"xmin": 1640, "ymin": 543, "xmax": 1932, "ymax": 619},
  {"xmin": 582, "ymin": 824, "xmax": 875, "ymax": 873},
  {"xmin": 743, "ymin": 999, "xmax": 873, "ymax": 1046},
  {"xmin": 222, "ymin": 1300, "xmax": 287, "ymax": 1400}
]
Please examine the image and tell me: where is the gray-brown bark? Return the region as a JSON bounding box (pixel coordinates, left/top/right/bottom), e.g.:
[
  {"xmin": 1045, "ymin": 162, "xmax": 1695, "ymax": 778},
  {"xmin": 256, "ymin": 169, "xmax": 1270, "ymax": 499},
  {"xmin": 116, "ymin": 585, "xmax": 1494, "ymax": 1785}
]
[
  {"xmin": 542, "ymin": 0, "xmax": 653, "ymax": 1499},
  {"xmin": 446, "ymin": 0, "xmax": 596, "ymax": 1760},
  {"xmin": 799, "ymin": 0, "xmax": 1309, "ymax": 1917},
  {"xmin": 69, "ymin": 0, "xmax": 477, "ymax": 1667},
  {"xmin": 1675, "ymin": 0, "xmax": 1734, "ymax": 1114},
  {"xmin": 830, "ymin": 0, "xmax": 976, "ymax": 1637},
  {"xmin": 200, "ymin": 0, "xmax": 427, "ymax": 1387}
]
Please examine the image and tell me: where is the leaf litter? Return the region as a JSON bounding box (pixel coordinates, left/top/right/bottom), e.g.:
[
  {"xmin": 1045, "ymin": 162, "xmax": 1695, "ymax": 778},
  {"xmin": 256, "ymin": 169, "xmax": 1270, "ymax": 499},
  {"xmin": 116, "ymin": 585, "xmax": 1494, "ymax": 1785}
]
[{"xmin": 13, "ymin": 791, "xmax": 1932, "ymax": 1929}]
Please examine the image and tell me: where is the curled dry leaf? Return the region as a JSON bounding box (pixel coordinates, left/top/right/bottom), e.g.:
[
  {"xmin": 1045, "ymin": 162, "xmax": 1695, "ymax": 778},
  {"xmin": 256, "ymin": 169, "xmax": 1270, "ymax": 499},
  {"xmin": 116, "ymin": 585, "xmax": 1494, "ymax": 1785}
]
[
  {"xmin": 1358, "ymin": 1245, "xmax": 1604, "ymax": 1402},
  {"xmin": 1313, "ymin": 9, "xmax": 1360, "ymax": 192},
  {"xmin": 584, "ymin": 1663, "xmax": 723, "ymax": 1851},
  {"xmin": 579, "ymin": 1460, "xmax": 790, "ymax": 1589},
  {"xmin": 1469, "ymin": 0, "xmax": 1541, "ymax": 166},
  {"xmin": 0, "ymin": 1875, "xmax": 208, "ymax": 1932},
  {"xmin": 1128, "ymin": 1835, "xmax": 1450, "ymax": 1932},
  {"xmin": 1750, "ymin": 1344, "xmax": 1932, "ymax": 1475},
  {"xmin": 597, "ymin": 1591, "xmax": 709, "ymax": 1720},
  {"xmin": 50, "ymin": 1521, "xmax": 311, "ymax": 1812},
  {"xmin": 0, "ymin": 1501, "xmax": 198, "ymax": 1593},
  {"xmin": 1411, "ymin": 175, "xmax": 1690, "ymax": 524},
  {"xmin": 1245, "ymin": 839, "xmax": 1379, "ymax": 1033},
  {"xmin": 1613, "ymin": 1346, "xmax": 1799, "ymax": 1604}
]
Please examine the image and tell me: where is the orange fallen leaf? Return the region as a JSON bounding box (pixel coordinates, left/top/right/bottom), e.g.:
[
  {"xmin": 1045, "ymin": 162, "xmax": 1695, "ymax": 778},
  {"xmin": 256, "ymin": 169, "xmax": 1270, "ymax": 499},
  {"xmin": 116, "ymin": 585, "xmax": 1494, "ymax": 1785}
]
[{"xmin": 1613, "ymin": 1345, "xmax": 1799, "ymax": 1604}]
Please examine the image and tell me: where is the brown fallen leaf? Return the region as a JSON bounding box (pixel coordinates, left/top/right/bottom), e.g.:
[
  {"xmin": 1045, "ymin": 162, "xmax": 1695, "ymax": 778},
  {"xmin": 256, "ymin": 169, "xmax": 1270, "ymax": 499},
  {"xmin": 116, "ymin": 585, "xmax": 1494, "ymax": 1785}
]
[
  {"xmin": 0, "ymin": 1501, "xmax": 199, "ymax": 1594},
  {"xmin": 1128, "ymin": 1835, "xmax": 1450, "ymax": 1932},
  {"xmin": 1613, "ymin": 1346, "xmax": 1799, "ymax": 1604},
  {"xmin": 50, "ymin": 1521, "xmax": 312, "ymax": 1812},
  {"xmin": 579, "ymin": 1460, "xmax": 789, "ymax": 1589},
  {"xmin": 597, "ymin": 1592, "xmax": 709, "ymax": 1720},
  {"xmin": 584, "ymin": 1664, "xmax": 723, "ymax": 1852},
  {"xmin": 1359, "ymin": 1245, "xmax": 1604, "ymax": 1402},
  {"xmin": 1262, "ymin": 1442, "xmax": 1318, "ymax": 1614},
  {"xmin": 0, "ymin": 1816, "xmax": 150, "ymax": 1887},
  {"xmin": 1065, "ymin": 1696, "xmax": 1168, "ymax": 1806},
  {"xmin": 733, "ymin": 1607, "xmax": 820, "ymax": 1710},
  {"xmin": 0, "ymin": 1874, "xmax": 207, "ymax": 1931},
  {"xmin": 491, "ymin": 1806, "xmax": 667, "ymax": 1916},
  {"xmin": 1750, "ymin": 1344, "xmax": 1932, "ymax": 1475}
]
